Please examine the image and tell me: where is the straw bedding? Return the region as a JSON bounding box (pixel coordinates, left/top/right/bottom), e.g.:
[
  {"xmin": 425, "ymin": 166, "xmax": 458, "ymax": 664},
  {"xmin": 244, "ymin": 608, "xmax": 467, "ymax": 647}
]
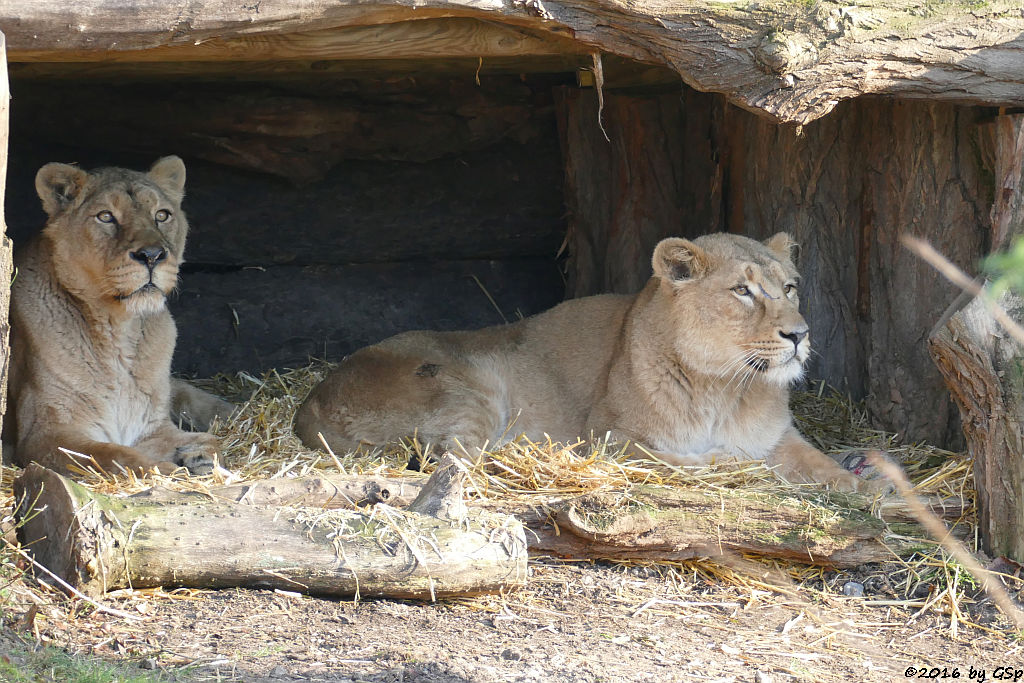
[{"xmin": 0, "ymin": 361, "xmax": 1012, "ymax": 635}]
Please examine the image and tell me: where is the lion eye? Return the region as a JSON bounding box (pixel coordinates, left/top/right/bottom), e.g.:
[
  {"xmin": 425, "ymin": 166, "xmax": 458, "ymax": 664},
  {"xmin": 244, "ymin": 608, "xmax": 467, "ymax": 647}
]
[
  {"xmin": 784, "ymin": 284, "xmax": 797, "ymax": 296},
  {"xmin": 155, "ymin": 209, "xmax": 171, "ymax": 223},
  {"xmin": 731, "ymin": 285, "xmax": 752, "ymax": 297},
  {"xmin": 96, "ymin": 210, "xmax": 115, "ymax": 224}
]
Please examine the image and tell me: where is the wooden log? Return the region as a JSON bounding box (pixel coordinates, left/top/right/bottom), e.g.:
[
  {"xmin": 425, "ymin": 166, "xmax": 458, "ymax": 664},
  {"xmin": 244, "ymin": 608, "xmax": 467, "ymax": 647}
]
[
  {"xmin": 0, "ymin": 1, "xmax": 1021, "ymax": 125},
  {"xmin": 205, "ymin": 474, "xmax": 913, "ymax": 567},
  {"xmin": 210, "ymin": 473, "xmax": 424, "ymax": 509},
  {"xmin": 0, "ymin": 32, "xmax": 11, "ymax": 460},
  {"xmin": 928, "ymin": 114, "xmax": 1024, "ymax": 562},
  {"xmin": 7, "ymin": 18, "xmax": 587, "ymax": 64},
  {"xmin": 13, "ymin": 463, "xmax": 527, "ymax": 599}
]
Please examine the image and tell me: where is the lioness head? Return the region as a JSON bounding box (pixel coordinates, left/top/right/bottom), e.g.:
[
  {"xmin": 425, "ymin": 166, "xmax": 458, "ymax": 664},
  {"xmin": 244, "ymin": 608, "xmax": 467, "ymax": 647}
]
[
  {"xmin": 35, "ymin": 156, "xmax": 189, "ymax": 317},
  {"xmin": 652, "ymin": 232, "xmax": 808, "ymax": 387}
]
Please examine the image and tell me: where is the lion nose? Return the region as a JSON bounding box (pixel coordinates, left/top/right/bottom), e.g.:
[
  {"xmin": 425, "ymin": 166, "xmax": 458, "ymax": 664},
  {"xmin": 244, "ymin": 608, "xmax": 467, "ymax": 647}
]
[
  {"xmin": 779, "ymin": 326, "xmax": 809, "ymax": 349},
  {"xmin": 130, "ymin": 246, "xmax": 167, "ymax": 268}
]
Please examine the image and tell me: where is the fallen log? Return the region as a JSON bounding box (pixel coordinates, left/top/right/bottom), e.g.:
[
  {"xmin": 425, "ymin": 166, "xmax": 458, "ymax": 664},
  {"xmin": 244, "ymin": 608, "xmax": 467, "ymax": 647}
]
[
  {"xmin": 214, "ymin": 474, "xmax": 923, "ymax": 567},
  {"xmin": 13, "ymin": 458, "xmax": 526, "ymax": 599}
]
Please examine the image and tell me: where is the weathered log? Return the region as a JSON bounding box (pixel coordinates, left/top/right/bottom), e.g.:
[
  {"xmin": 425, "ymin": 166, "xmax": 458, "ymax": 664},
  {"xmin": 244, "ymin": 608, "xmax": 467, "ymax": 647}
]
[
  {"xmin": 207, "ymin": 474, "xmax": 918, "ymax": 567},
  {"xmin": 0, "ymin": 2, "xmax": 1021, "ymax": 124},
  {"xmin": 210, "ymin": 473, "xmax": 424, "ymax": 509},
  {"xmin": 13, "ymin": 463, "xmax": 527, "ymax": 599},
  {"xmin": 0, "ymin": 32, "xmax": 11, "ymax": 461},
  {"xmin": 928, "ymin": 114, "xmax": 1024, "ymax": 562}
]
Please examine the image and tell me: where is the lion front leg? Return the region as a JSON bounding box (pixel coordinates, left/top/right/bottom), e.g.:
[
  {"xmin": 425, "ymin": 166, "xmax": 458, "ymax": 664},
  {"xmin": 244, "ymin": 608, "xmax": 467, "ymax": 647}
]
[
  {"xmin": 766, "ymin": 427, "xmax": 884, "ymax": 493},
  {"xmin": 15, "ymin": 428, "xmax": 177, "ymax": 475}
]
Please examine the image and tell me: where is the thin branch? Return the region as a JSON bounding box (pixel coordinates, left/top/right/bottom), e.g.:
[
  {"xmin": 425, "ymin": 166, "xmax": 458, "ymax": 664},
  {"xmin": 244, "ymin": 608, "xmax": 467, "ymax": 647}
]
[
  {"xmin": 867, "ymin": 452, "xmax": 1024, "ymax": 630},
  {"xmin": 0, "ymin": 537, "xmax": 143, "ymax": 622},
  {"xmin": 901, "ymin": 234, "xmax": 1024, "ymax": 345}
]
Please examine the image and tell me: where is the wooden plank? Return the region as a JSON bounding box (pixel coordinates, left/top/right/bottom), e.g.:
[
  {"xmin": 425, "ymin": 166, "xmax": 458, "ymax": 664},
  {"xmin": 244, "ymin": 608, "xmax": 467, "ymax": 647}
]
[{"xmin": 10, "ymin": 18, "xmax": 589, "ymax": 63}]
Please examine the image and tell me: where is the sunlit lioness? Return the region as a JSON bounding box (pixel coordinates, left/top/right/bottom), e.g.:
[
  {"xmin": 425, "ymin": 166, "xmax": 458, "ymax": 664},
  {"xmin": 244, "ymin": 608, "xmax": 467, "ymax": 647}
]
[
  {"xmin": 7, "ymin": 157, "xmax": 232, "ymax": 475},
  {"xmin": 296, "ymin": 232, "xmax": 871, "ymax": 491}
]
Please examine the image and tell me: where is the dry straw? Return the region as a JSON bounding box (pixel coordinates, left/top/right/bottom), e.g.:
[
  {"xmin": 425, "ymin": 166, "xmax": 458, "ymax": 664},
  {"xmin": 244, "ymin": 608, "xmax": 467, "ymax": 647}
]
[{"xmin": 1, "ymin": 361, "xmax": 1016, "ymax": 636}]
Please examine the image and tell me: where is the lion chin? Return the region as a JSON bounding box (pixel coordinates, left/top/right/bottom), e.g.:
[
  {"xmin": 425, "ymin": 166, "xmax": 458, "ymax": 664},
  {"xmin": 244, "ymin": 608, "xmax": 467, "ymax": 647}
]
[
  {"xmin": 119, "ymin": 285, "xmax": 168, "ymax": 316},
  {"xmin": 293, "ymin": 231, "xmax": 879, "ymax": 493}
]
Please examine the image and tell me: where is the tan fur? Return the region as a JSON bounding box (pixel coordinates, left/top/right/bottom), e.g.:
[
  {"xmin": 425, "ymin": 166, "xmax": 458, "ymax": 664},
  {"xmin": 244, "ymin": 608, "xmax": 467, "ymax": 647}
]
[
  {"xmin": 6, "ymin": 157, "xmax": 233, "ymax": 475},
  {"xmin": 295, "ymin": 232, "xmax": 872, "ymax": 492}
]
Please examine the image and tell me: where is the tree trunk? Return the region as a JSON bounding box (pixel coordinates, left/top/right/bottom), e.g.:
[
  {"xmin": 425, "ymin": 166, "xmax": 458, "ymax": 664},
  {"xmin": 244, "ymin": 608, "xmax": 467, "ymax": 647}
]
[
  {"xmin": 13, "ymin": 462, "xmax": 527, "ymax": 599},
  {"xmin": 0, "ymin": 2, "xmax": 1021, "ymax": 125},
  {"xmin": 928, "ymin": 114, "xmax": 1024, "ymax": 562},
  {"xmin": 0, "ymin": 32, "xmax": 11, "ymax": 460},
  {"xmin": 556, "ymin": 86, "xmax": 724, "ymax": 297}
]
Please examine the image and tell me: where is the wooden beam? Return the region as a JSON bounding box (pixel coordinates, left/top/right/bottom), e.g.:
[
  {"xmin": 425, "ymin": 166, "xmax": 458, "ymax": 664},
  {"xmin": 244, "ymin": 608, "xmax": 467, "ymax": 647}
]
[
  {"xmin": 9, "ymin": 56, "xmax": 590, "ymax": 81},
  {"xmin": 9, "ymin": 18, "xmax": 588, "ymax": 63}
]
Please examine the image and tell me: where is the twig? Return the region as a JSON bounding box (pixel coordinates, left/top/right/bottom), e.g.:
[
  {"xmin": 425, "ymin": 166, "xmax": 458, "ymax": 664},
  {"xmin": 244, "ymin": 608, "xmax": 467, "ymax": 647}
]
[
  {"xmin": 0, "ymin": 536, "xmax": 143, "ymax": 622},
  {"xmin": 591, "ymin": 52, "xmax": 611, "ymax": 143},
  {"xmin": 901, "ymin": 234, "xmax": 1024, "ymax": 345},
  {"xmin": 867, "ymin": 451, "xmax": 1024, "ymax": 629}
]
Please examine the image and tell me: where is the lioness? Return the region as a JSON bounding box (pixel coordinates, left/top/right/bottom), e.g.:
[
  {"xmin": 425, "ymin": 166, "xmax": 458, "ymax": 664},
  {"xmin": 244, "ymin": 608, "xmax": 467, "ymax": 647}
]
[
  {"xmin": 7, "ymin": 157, "xmax": 232, "ymax": 475},
  {"xmin": 295, "ymin": 232, "xmax": 869, "ymax": 491}
]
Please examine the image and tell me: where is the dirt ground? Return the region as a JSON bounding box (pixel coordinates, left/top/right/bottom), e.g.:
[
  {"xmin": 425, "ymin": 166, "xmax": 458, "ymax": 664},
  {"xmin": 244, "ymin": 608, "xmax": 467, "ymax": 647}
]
[{"xmin": 4, "ymin": 554, "xmax": 1022, "ymax": 683}]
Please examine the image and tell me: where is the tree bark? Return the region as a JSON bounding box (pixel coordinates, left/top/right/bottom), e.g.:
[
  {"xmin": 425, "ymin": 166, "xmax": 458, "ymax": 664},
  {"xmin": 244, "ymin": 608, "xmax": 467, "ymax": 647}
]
[
  {"xmin": 0, "ymin": 2, "xmax": 1021, "ymax": 125},
  {"xmin": 123, "ymin": 473, "xmax": 933, "ymax": 568},
  {"xmin": 556, "ymin": 86, "xmax": 724, "ymax": 297},
  {"xmin": 0, "ymin": 32, "xmax": 11, "ymax": 460},
  {"xmin": 13, "ymin": 463, "xmax": 527, "ymax": 599},
  {"xmin": 928, "ymin": 114, "xmax": 1024, "ymax": 562}
]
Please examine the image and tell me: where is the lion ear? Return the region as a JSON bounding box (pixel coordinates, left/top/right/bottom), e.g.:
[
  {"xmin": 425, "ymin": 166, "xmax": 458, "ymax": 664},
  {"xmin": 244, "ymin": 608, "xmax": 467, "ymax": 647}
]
[
  {"xmin": 148, "ymin": 156, "xmax": 186, "ymax": 202},
  {"xmin": 652, "ymin": 238, "xmax": 709, "ymax": 283},
  {"xmin": 764, "ymin": 232, "xmax": 799, "ymax": 265},
  {"xmin": 35, "ymin": 163, "xmax": 88, "ymax": 217}
]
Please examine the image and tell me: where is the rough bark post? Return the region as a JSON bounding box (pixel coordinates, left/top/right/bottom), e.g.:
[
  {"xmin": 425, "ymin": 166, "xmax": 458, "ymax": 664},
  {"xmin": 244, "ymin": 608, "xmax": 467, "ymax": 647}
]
[
  {"xmin": 555, "ymin": 85, "xmax": 724, "ymax": 298},
  {"xmin": 0, "ymin": 32, "xmax": 12, "ymax": 459},
  {"xmin": 928, "ymin": 114, "xmax": 1024, "ymax": 562},
  {"xmin": 13, "ymin": 463, "xmax": 527, "ymax": 598}
]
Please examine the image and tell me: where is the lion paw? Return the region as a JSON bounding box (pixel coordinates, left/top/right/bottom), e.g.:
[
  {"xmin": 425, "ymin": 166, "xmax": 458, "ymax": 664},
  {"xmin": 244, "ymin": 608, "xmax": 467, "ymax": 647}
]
[{"xmin": 173, "ymin": 443, "xmax": 216, "ymax": 475}]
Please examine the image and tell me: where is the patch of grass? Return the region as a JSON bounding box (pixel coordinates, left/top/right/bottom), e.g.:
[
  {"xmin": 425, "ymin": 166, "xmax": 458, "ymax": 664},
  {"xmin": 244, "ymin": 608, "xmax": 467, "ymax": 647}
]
[{"xmin": 0, "ymin": 639, "xmax": 168, "ymax": 683}]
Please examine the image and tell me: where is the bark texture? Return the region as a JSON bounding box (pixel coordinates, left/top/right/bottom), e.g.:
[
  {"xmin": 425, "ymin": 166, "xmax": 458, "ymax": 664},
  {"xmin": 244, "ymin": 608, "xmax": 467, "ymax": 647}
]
[
  {"xmin": 0, "ymin": 1, "xmax": 1022, "ymax": 124},
  {"xmin": 206, "ymin": 475, "xmax": 917, "ymax": 567},
  {"xmin": 13, "ymin": 464, "xmax": 527, "ymax": 599},
  {"xmin": 0, "ymin": 32, "xmax": 11, "ymax": 462},
  {"xmin": 928, "ymin": 114, "xmax": 1024, "ymax": 562}
]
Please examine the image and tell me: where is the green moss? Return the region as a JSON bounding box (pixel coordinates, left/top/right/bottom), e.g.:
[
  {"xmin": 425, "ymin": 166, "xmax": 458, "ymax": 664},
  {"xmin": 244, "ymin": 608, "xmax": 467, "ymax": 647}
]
[{"xmin": 0, "ymin": 640, "xmax": 169, "ymax": 683}]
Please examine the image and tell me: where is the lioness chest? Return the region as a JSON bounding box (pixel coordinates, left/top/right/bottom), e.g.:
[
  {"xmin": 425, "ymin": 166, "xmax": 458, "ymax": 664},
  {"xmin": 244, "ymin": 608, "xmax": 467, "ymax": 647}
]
[{"xmin": 82, "ymin": 317, "xmax": 174, "ymax": 447}]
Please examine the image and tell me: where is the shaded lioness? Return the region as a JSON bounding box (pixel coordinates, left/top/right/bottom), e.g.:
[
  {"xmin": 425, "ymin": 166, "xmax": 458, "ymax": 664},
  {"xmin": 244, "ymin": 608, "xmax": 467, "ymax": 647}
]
[
  {"xmin": 7, "ymin": 157, "xmax": 233, "ymax": 475},
  {"xmin": 295, "ymin": 232, "xmax": 870, "ymax": 491}
]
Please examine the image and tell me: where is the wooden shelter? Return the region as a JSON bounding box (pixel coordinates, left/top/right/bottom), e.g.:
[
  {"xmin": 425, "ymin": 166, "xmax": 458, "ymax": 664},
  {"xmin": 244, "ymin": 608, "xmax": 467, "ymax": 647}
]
[{"xmin": 0, "ymin": 2, "xmax": 1023, "ymax": 553}]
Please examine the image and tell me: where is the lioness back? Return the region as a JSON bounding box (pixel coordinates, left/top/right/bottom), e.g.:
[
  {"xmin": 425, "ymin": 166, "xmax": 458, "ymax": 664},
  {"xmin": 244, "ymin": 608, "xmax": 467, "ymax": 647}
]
[
  {"xmin": 7, "ymin": 157, "xmax": 232, "ymax": 475},
  {"xmin": 294, "ymin": 294, "xmax": 632, "ymax": 450},
  {"xmin": 295, "ymin": 232, "xmax": 876, "ymax": 492}
]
